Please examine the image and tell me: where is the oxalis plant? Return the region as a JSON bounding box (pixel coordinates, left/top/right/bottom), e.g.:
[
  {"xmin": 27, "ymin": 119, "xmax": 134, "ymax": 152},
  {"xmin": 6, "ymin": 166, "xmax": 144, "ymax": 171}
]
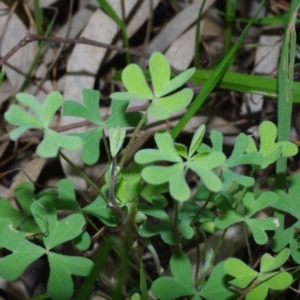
[{"xmin": 1, "ymin": 52, "xmax": 299, "ymax": 300}]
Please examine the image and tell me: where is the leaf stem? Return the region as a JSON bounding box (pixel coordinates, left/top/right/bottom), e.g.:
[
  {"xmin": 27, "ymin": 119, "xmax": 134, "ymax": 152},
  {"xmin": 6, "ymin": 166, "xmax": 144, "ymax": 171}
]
[
  {"xmin": 172, "ymin": 200, "xmax": 181, "ymax": 253},
  {"xmin": 102, "ymin": 129, "xmax": 112, "ymax": 165},
  {"xmin": 109, "ymin": 157, "xmax": 125, "ymax": 223},
  {"xmin": 58, "ymin": 150, "xmax": 109, "ymax": 204}
]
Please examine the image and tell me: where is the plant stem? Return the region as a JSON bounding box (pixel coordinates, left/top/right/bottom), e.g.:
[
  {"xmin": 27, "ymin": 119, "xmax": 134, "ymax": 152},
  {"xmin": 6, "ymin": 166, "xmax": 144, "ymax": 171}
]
[
  {"xmin": 109, "ymin": 157, "xmax": 125, "ymax": 223},
  {"xmin": 243, "ymin": 222, "xmax": 252, "ymax": 265},
  {"xmin": 58, "ymin": 150, "xmax": 109, "ymax": 204},
  {"xmin": 102, "ymin": 129, "xmax": 112, "ymax": 165},
  {"xmin": 172, "ymin": 200, "xmax": 181, "ymax": 253}
]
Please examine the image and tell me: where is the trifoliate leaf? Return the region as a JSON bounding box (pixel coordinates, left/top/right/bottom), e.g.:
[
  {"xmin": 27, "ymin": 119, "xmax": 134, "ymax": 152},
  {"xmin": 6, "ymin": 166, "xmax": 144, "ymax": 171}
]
[{"xmin": 37, "ymin": 128, "xmax": 82, "ymax": 157}]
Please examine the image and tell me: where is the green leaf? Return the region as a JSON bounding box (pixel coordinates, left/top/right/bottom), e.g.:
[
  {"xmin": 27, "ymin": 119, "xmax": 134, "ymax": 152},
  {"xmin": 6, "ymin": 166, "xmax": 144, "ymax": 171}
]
[
  {"xmin": 260, "ymin": 248, "xmax": 290, "ymax": 273},
  {"xmin": 83, "ymin": 196, "xmax": 119, "ymax": 226},
  {"xmin": 105, "ymin": 99, "xmax": 144, "ymax": 128},
  {"xmin": 122, "ymin": 64, "xmax": 152, "ymax": 98},
  {"xmin": 71, "ymin": 128, "xmax": 102, "ymax": 165},
  {"xmin": 199, "ymin": 261, "xmax": 238, "ymax": 300},
  {"xmin": 148, "ymin": 88, "xmax": 193, "ymax": 120},
  {"xmin": 31, "ymin": 199, "xmax": 85, "ymax": 250},
  {"xmin": 210, "ymin": 130, "xmax": 223, "ymax": 152},
  {"xmin": 37, "ymin": 129, "xmax": 82, "ymax": 157},
  {"xmin": 189, "ymin": 125, "xmax": 205, "ymax": 157},
  {"xmin": 149, "ymin": 52, "xmax": 170, "ymax": 97},
  {"xmin": 278, "ymin": 141, "xmax": 298, "ymax": 156},
  {"xmin": 14, "ymin": 182, "xmax": 36, "ymax": 216},
  {"xmin": 215, "ymin": 197, "xmax": 243, "ymax": 228},
  {"xmin": 187, "ymin": 152, "xmax": 225, "ymax": 192},
  {"xmin": 246, "ymin": 218, "xmax": 279, "ymax": 245},
  {"xmin": 110, "ymin": 91, "xmax": 151, "ymax": 100},
  {"xmin": 246, "ymin": 282, "xmax": 268, "ymax": 300},
  {"xmin": 159, "ymin": 68, "xmax": 195, "ymax": 97},
  {"xmin": 265, "ymin": 271, "xmax": 292, "ymax": 290},
  {"xmin": 142, "ymin": 164, "xmax": 180, "ymax": 185},
  {"xmin": 224, "ymin": 258, "xmax": 258, "ymax": 288},
  {"xmin": 226, "ymin": 133, "xmax": 263, "ymax": 167},
  {"xmin": 109, "ymin": 126, "xmax": 126, "ymax": 157},
  {"xmin": 0, "ymin": 219, "xmax": 45, "ymax": 280},
  {"xmin": 151, "ymin": 252, "xmax": 196, "ymax": 299},
  {"xmin": 115, "ymin": 165, "xmax": 142, "ymax": 204},
  {"xmin": 73, "ymin": 232, "xmax": 91, "ymax": 251},
  {"xmin": 5, "ymin": 104, "xmax": 44, "ymax": 130},
  {"xmin": 16, "ymin": 93, "xmax": 44, "ymax": 120},
  {"xmin": 43, "ymin": 91, "xmax": 64, "ymax": 126},
  {"xmin": 259, "ymin": 121, "xmax": 278, "ymax": 155},
  {"xmin": 169, "ymin": 167, "xmax": 190, "ymax": 201},
  {"xmin": 272, "ymin": 173, "xmax": 300, "ymax": 219},
  {"xmin": 174, "ymin": 143, "xmax": 188, "ymax": 159},
  {"xmin": 243, "ymin": 190, "xmax": 278, "ymax": 217},
  {"xmin": 47, "ymin": 252, "xmax": 93, "ymax": 300}
]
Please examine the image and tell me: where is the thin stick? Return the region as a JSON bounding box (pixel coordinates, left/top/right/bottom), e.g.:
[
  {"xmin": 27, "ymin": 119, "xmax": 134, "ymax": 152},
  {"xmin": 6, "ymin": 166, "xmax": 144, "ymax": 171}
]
[{"xmin": 0, "ymin": 32, "xmax": 149, "ymax": 65}]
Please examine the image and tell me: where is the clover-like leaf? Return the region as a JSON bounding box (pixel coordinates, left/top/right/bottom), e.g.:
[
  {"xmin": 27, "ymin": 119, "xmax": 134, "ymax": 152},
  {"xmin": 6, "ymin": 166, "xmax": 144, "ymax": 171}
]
[
  {"xmin": 246, "ymin": 218, "xmax": 279, "ymax": 245},
  {"xmin": 37, "ymin": 128, "xmax": 82, "ymax": 157},
  {"xmin": 83, "ymin": 196, "xmax": 119, "ymax": 227},
  {"xmin": 187, "ymin": 152, "xmax": 226, "ymax": 192},
  {"xmin": 260, "ymin": 248, "xmax": 290, "ymax": 273},
  {"xmin": 158, "ymin": 68, "xmax": 195, "ymax": 97},
  {"xmin": 215, "ymin": 190, "xmax": 279, "ymax": 245},
  {"xmin": 64, "ymin": 89, "xmax": 143, "ymax": 164},
  {"xmin": 0, "ymin": 219, "xmax": 45, "ymax": 281},
  {"xmin": 243, "ymin": 190, "xmax": 278, "ymax": 217},
  {"xmin": 151, "ymin": 252, "xmax": 197, "ymax": 299},
  {"xmin": 199, "ymin": 261, "xmax": 238, "ymax": 300},
  {"xmin": 224, "ymin": 258, "xmax": 258, "ymax": 288},
  {"xmin": 31, "ymin": 199, "xmax": 85, "ymax": 250},
  {"xmin": 246, "ymin": 121, "xmax": 298, "ymax": 168},
  {"xmin": 64, "ymin": 89, "xmax": 102, "ymax": 124},
  {"xmin": 47, "ymin": 252, "xmax": 93, "ymax": 300},
  {"xmin": 5, "ymin": 92, "xmax": 83, "ymax": 157},
  {"xmin": 147, "ymin": 88, "xmax": 193, "ymax": 120},
  {"xmin": 110, "ymin": 52, "xmax": 195, "ymax": 120},
  {"xmin": 138, "ymin": 198, "xmax": 194, "ymax": 244}
]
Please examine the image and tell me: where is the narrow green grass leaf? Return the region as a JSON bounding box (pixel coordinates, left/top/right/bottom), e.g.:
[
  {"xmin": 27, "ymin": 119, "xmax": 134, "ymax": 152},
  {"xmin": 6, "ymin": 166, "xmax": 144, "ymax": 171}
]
[
  {"xmin": 171, "ymin": 0, "xmax": 267, "ymax": 138},
  {"xmin": 190, "ymin": 70, "xmax": 300, "ymax": 102}
]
